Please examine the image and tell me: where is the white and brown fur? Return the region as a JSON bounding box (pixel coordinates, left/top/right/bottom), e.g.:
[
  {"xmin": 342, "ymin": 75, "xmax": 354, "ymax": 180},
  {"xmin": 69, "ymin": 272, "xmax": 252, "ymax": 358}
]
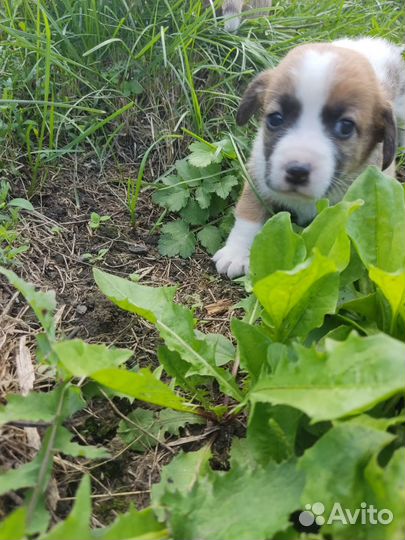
[
  {"xmin": 222, "ymin": 0, "xmax": 273, "ymax": 32},
  {"xmin": 213, "ymin": 37, "xmax": 405, "ymax": 278}
]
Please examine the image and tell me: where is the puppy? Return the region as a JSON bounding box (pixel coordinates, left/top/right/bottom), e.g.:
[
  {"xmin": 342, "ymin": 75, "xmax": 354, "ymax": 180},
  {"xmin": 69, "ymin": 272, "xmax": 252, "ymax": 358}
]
[
  {"xmin": 213, "ymin": 37, "xmax": 405, "ymax": 278},
  {"xmin": 222, "ymin": 0, "xmax": 273, "ymax": 32}
]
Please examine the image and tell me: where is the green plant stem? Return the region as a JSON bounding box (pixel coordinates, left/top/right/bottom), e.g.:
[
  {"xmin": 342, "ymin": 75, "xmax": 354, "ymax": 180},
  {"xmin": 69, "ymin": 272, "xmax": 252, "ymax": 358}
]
[{"xmin": 26, "ymin": 382, "xmax": 70, "ymax": 526}]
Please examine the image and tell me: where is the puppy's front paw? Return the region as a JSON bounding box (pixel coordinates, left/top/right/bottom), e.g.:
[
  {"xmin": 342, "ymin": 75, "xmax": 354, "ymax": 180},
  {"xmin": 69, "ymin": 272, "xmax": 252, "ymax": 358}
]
[{"xmin": 212, "ymin": 244, "xmax": 250, "ymax": 278}]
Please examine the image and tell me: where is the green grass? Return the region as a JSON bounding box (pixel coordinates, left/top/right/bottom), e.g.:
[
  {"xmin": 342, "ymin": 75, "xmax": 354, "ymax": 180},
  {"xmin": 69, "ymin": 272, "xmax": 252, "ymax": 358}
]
[
  {"xmin": 0, "ymin": 0, "xmax": 403, "ymax": 197},
  {"xmin": 0, "ymin": 179, "xmax": 31, "ymax": 265}
]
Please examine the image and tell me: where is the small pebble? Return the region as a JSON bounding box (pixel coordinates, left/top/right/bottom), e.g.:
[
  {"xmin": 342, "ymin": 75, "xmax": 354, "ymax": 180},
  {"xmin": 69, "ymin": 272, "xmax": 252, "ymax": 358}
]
[
  {"xmin": 76, "ymin": 304, "xmax": 88, "ymax": 315},
  {"xmin": 128, "ymin": 244, "xmax": 148, "ymax": 254}
]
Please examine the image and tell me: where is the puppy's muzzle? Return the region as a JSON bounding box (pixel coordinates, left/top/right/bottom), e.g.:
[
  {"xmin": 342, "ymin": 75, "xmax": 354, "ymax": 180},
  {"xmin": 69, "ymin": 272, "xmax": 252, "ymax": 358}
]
[{"xmin": 285, "ymin": 161, "xmax": 311, "ymax": 186}]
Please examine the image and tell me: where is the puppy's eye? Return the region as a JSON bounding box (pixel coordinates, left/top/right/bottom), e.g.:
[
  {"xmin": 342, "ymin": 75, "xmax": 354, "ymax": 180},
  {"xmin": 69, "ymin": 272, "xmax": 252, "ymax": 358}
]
[
  {"xmin": 266, "ymin": 112, "xmax": 284, "ymax": 129},
  {"xmin": 334, "ymin": 119, "xmax": 355, "ymax": 139}
]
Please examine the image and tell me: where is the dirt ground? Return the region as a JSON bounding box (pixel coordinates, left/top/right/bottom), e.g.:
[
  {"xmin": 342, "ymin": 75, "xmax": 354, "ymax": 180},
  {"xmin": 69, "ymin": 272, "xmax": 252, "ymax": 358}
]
[{"xmin": 0, "ymin": 160, "xmax": 245, "ymax": 525}]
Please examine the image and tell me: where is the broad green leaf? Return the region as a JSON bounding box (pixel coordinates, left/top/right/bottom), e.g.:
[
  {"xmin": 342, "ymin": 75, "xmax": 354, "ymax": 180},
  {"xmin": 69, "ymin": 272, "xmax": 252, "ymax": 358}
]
[
  {"xmin": 180, "ymin": 199, "xmax": 209, "ymax": 225},
  {"xmin": 0, "ymin": 386, "xmax": 85, "ymax": 425},
  {"xmin": 215, "ymin": 137, "xmax": 237, "ymax": 159},
  {"xmin": 176, "ymin": 158, "xmax": 206, "ymax": 184},
  {"xmin": 0, "ymin": 458, "xmax": 41, "ymax": 496},
  {"xmin": 369, "ymin": 266, "xmax": 405, "ymax": 324},
  {"xmin": 229, "ymin": 437, "xmax": 258, "ymax": 469},
  {"xmin": 267, "ymin": 342, "xmax": 296, "ymax": 373},
  {"xmin": 247, "ymin": 403, "xmax": 302, "ymax": 464},
  {"xmin": 299, "ymin": 422, "xmax": 394, "ymax": 536},
  {"xmin": 272, "ymin": 527, "xmax": 305, "ymax": 540},
  {"xmin": 211, "ymin": 199, "xmax": 232, "ymax": 225},
  {"xmin": 340, "ymin": 413, "xmax": 405, "ymax": 432},
  {"xmin": 54, "ymin": 426, "xmax": 109, "ymax": 459},
  {"xmin": 196, "ymin": 332, "xmax": 235, "ymax": 366},
  {"xmin": 253, "ymin": 250, "xmax": 339, "ymax": 340},
  {"xmin": 218, "ymin": 211, "xmax": 234, "ymax": 237},
  {"xmin": 340, "ymin": 245, "xmax": 366, "ymax": 287},
  {"xmin": 157, "ymin": 346, "xmax": 199, "ymax": 391},
  {"xmin": 157, "ymin": 310, "xmax": 243, "ymax": 401},
  {"xmin": 91, "ymin": 367, "xmax": 197, "ymax": 413},
  {"xmin": 361, "ymin": 449, "xmax": 405, "ymax": 540},
  {"xmin": 250, "ymin": 212, "xmax": 306, "ymax": 284},
  {"xmin": 0, "ymin": 267, "xmax": 56, "ymax": 337},
  {"xmin": 152, "ymin": 176, "xmax": 189, "ymax": 212},
  {"xmin": 0, "ymin": 508, "xmax": 26, "ymax": 540},
  {"xmin": 152, "ymin": 187, "xmax": 188, "ymax": 213},
  {"xmin": 0, "ymin": 423, "xmax": 62, "ymax": 497},
  {"xmin": 228, "ymin": 438, "xmax": 259, "ymax": 470},
  {"xmin": 205, "ymin": 174, "xmax": 238, "ymax": 199},
  {"xmin": 39, "ymin": 476, "xmax": 91, "ymax": 540},
  {"xmin": 339, "ymin": 292, "xmax": 377, "ymax": 320},
  {"xmin": 156, "ymin": 347, "xmax": 210, "ymax": 407},
  {"xmin": 118, "ymin": 408, "xmax": 203, "ymax": 451},
  {"xmin": 319, "ymin": 324, "xmax": 352, "ymax": 343},
  {"xmin": 39, "ymin": 480, "xmax": 168, "ymax": 540},
  {"xmin": 234, "ymin": 294, "xmax": 262, "ymax": 324},
  {"xmin": 157, "ymin": 408, "xmax": 204, "ymax": 435},
  {"xmin": 158, "ymin": 221, "xmax": 196, "ymax": 258},
  {"xmin": 151, "ymin": 447, "xmax": 212, "ymax": 520},
  {"xmin": 161, "ymin": 460, "xmax": 304, "ymax": 540},
  {"xmin": 250, "ymin": 332, "xmax": 405, "ymax": 421},
  {"xmin": 231, "ymin": 319, "xmax": 272, "ymax": 382},
  {"xmin": 188, "ymin": 141, "xmax": 222, "ymax": 167},
  {"xmin": 95, "ymin": 270, "xmax": 242, "ymax": 401},
  {"xmin": 197, "ymin": 225, "xmax": 222, "ymax": 254},
  {"xmin": 122, "ymin": 78, "xmax": 144, "ymax": 96},
  {"xmin": 9, "ymin": 198, "xmax": 35, "ymax": 212},
  {"xmin": 24, "ymin": 495, "xmax": 49, "ymax": 536},
  {"xmin": 93, "ymin": 268, "xmax": 176, "ymax": 323},
  {"xmin": 118, "ymin": 409, "xmax": 160, "ymax": 451},
  {"xmin": 95, "ymin": 507, "xmax": 168, "ymax": 540},
  {"xmin": 54, "ymin": 339, "xmax": 132, "ymax": 377},
  {"xmin": 195, "ymin": 186, "xmax": 212, "ymax": 209},
  {"xmin": 345, "ymin": 167, "xmax": 405, "ymax": 271},
  {"xmin": 302, "ymin": 200, "xmax": 362, "ymax": 271}
]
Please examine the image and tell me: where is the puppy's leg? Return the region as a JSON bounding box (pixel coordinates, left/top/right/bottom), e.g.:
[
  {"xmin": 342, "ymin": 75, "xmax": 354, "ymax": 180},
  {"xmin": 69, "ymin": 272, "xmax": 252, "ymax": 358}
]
[
  {"xmin": 213, "ymin": 182, "xmax": 266, "ymax": 278},
  {"xmin": 222, "ymin": 0, "xmax": 272, "ymax": 31},
  {"xmin": 222, "ymin": 0, "xmax": 243, "ymax": 32},
  {"xmin": 248, "ymin": 0, "xmax": 273, "ymax": 19}
]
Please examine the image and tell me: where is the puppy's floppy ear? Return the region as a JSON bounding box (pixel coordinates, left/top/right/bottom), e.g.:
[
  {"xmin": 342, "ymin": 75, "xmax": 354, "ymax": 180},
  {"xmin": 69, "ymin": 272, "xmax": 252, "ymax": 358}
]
[
  {"xmin": 236, "ymin": 69, "xmax": 272, "ymax": 126},
  {"xmin": 380, "ymin": 105, "xmax": 397, "ymax": 171}
]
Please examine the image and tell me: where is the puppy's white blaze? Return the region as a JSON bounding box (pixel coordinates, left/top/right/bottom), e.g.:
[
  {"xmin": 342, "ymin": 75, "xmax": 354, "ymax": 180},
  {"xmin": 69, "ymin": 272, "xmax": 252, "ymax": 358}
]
[
  {"xmin": 269, "ymin": 50, "xmax": 337, "ymax": 203},
  {"xmin": 250, "ymin": 127, "xmax": 267, "ymax": 193},
  {"xmin": 294, "ymin": 50, "xmax": 336, "ymax": 114}
]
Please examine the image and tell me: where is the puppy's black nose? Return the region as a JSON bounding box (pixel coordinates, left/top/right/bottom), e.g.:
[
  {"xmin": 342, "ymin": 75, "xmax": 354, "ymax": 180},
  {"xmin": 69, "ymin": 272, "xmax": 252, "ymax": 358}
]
[{"xmin": 285, "ymin": 163, "xmax": 311, "ymax": 186}]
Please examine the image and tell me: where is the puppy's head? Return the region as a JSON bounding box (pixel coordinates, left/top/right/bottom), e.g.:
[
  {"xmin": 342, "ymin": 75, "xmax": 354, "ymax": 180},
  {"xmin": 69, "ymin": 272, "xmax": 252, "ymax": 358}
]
[{"xmin": 238, "ymin": 43, "xmax": 396, "ymax": 204}]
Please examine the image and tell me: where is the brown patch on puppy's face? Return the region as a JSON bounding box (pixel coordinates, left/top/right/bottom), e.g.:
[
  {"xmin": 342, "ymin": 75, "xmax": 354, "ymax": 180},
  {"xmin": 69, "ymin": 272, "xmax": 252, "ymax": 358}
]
[
  {"xmin": 236, "ymin": 69, "xmax": 273, "ymax": 125},
  {"xmin": 322, "ymin": 50, "xmax": 396, "ymax": 179},
  {"xmin": 237, "ymin": 43, "xmax": 396, "ymax": 210}
]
